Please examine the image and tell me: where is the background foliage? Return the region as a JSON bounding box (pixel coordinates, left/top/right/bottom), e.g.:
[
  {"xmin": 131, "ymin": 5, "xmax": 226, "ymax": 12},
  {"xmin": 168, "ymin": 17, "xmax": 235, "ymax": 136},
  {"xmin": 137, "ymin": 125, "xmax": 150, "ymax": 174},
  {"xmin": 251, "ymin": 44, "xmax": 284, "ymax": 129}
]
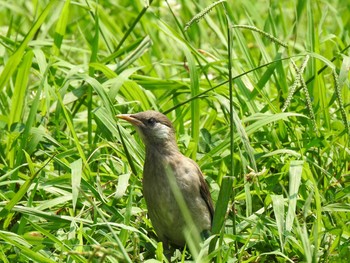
[{"xmin": 0, "ymin": 0, "xmax": 349, "ymax": 262}]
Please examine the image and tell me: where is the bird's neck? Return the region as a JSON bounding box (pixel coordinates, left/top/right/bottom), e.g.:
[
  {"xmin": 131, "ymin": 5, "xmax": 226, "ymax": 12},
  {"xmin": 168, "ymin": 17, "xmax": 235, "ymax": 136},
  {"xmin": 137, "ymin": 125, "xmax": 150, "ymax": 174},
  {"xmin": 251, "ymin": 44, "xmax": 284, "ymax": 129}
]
[{"xmin": 145, "ymin": 139, "xmax": 180, "ymax": 158}]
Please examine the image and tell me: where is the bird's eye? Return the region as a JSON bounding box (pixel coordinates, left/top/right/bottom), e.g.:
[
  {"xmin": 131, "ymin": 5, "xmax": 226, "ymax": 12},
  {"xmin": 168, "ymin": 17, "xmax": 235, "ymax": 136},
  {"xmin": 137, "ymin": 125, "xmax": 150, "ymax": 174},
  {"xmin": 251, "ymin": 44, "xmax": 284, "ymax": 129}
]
[{"xmin": 147, "ymin": 117, "xmax": 156, "ymax": 126}]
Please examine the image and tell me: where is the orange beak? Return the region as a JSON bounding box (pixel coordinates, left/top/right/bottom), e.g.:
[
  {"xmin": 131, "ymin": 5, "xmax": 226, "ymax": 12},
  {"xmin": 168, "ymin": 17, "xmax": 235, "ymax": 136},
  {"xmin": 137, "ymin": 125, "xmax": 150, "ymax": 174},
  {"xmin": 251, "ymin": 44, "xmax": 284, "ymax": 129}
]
[{"xmin": 116, "ymin": 114, "xmax": 143, "ymax": 127}]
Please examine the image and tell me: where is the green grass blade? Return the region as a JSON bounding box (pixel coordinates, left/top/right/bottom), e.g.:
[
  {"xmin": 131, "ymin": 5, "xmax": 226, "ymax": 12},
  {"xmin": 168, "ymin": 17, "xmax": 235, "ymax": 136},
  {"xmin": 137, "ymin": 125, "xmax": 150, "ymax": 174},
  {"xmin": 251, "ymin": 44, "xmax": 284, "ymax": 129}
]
[
  {"xmin": 209, "ymin": 176, "xmax": 234, "ymax": 253},
  {"xmin": 29, "ymin": 220, "xmax": 86, "ymax": 262},
  {"xmin": 0, "ymin": 152, "xmax": 52, "ymax": 220},
  {"xmin": 71, "ymin": 158, "xmax": 82, "ymax": 213},
  {"xmin": 52, "ymin": 0, "xmax": 70, "ymax": 56},
  {"xmin": 8, "ymin": 50, "xmax": 33, "ymax": 127},
  {"xmin": 182, "ymin": 45, "xmax": 200, "ymax": 159},
  {"xmin": 271, "ymin": 195, "xmax": 285, "ymax": 251},
  {"xmin": 285, "ymin": 160, "xmax": 303, "ymax": 232},
  {"xmin": 0, "ymin": 1, "xmax": 56, "ymax": 91},
  {"xmin": 56, "ymin": 90, "xmax": 89, "ymax": 179},
  {"xmin": 0, "ymin": 231, "xmax": 56, "ymax": 263}
]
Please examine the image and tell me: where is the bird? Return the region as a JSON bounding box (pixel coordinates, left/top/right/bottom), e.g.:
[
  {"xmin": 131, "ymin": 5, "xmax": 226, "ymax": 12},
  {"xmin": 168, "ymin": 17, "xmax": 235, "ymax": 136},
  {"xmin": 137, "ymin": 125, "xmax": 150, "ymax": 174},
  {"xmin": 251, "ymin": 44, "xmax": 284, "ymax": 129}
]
[{"xmin": 117, "ymin": 110, "xmax": 214, "ymax": 251}]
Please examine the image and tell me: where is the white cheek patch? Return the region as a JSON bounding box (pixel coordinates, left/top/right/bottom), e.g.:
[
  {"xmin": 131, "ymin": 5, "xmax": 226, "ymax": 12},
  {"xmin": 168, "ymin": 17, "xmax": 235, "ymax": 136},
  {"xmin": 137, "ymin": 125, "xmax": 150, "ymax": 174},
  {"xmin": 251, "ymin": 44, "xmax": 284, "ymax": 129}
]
[{"xmin": 153, "ymin": 123, "xmax": 171, "ymax": 140}]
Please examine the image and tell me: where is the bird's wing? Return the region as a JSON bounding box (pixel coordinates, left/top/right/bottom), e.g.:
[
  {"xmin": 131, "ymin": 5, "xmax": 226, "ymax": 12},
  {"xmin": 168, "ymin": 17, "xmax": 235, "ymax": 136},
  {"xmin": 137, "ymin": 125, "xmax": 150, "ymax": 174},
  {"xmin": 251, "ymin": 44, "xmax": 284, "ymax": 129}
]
[
  {"xmin": 198, "ymin": 171, "xmax": 215, "ymax": 224},
  {"xmin": 189, "ymin": 159, "xmax": 215, "ymax": 224}
]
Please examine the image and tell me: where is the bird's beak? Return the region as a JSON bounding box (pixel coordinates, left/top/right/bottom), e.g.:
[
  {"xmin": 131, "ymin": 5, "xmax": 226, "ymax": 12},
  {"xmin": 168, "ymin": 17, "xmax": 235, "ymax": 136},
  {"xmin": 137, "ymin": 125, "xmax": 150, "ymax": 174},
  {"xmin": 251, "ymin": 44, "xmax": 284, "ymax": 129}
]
[{"xmin": 116, "ymin": 114, "xmax": 143, "ymax": 127}]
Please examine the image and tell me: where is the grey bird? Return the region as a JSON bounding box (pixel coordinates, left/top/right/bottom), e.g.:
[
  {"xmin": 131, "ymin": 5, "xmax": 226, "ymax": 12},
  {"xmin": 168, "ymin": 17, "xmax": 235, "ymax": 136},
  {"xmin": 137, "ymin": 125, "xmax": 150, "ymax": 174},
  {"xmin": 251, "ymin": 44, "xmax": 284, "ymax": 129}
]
[{"xmin": 117, "ymin": 110, "xmax": 214, "ymax": 249}]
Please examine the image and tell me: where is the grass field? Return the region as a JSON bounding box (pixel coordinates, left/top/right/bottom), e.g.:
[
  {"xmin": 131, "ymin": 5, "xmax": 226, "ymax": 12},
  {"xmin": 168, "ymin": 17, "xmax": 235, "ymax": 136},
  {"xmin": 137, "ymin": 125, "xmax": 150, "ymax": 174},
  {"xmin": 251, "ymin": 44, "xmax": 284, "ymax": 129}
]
[{"xmin": 0, "ymin": 0, "xmax": 349, "ymax": 262}]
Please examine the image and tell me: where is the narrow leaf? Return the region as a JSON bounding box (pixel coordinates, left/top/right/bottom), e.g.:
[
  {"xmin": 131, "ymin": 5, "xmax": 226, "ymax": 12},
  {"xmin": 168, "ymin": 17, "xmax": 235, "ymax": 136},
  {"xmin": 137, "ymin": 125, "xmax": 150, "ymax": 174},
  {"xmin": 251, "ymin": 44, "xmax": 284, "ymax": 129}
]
[
  {"xmin": 71, "ymin": 158, "xmax": 82, "ymax": 212},
  {"xmin": 285, "ymin": 160, "xmax": 303, "ymax": 232},
  {"xmin": 271, "ymin": 194, "xmax": 285, "ymax": 251},
  {"xmin": 0, "ymin": 1, "xmax": 56, "ymax": 90}
]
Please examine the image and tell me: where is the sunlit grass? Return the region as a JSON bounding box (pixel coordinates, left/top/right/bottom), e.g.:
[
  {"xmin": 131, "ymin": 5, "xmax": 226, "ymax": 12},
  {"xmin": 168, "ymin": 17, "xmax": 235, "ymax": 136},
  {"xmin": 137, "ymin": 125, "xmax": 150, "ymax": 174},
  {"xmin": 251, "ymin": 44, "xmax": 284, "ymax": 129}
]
[{"xmin": 0, "ymin": 0, "xmax": 349, "ymax": 262}]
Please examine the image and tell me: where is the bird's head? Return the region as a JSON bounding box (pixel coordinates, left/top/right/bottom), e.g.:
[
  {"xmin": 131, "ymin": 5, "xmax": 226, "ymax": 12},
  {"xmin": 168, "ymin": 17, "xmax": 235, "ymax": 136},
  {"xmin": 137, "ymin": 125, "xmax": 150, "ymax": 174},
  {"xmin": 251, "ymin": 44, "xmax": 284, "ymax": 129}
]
[{"xmin": 117, "ymin": 110, "xmax": 177, "ymax": 150}]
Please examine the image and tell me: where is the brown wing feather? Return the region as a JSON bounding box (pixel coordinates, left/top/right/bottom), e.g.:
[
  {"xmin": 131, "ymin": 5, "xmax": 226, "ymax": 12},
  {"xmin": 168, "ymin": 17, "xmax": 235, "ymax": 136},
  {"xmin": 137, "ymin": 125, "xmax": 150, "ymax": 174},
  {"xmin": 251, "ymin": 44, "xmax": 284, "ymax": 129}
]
[
  {"xmin": 199, "ymin": 172, "xmax": 214, "ymax": 224},
  {"xmin": 189, "ymin": 159, "xmax": 214, "ymax": 224}
]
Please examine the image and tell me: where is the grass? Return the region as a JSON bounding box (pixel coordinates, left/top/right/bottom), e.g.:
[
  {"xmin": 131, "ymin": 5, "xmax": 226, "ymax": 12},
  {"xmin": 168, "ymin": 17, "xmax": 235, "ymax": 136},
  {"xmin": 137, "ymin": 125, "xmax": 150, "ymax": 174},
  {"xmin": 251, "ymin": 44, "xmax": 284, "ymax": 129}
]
[{"xmin": 0, "ymin": 0, "xmax": 349, "ymax": 262}]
